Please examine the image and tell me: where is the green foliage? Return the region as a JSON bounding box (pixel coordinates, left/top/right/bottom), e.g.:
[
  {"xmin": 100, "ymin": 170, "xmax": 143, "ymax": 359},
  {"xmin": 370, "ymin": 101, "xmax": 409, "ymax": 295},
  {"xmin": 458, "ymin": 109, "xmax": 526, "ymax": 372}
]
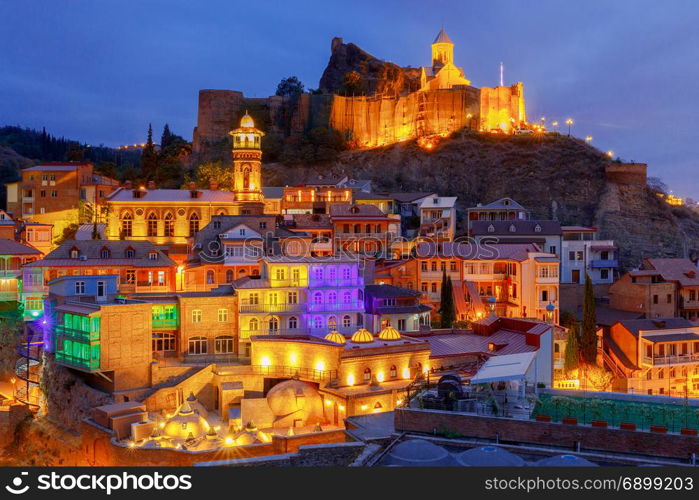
[
  {"xmin": 278, "ymin": 127, "xmax": 345, "ymax": 165},
  {"xmin": 564, "ymin": 325, "xmax": 580, "ymax": 374},
  {"xmin": 580, "ymin": 274, "xmax": 598, "ymax": 363},
  {"xmin": 438, "ymin": 271, "xmax": 456, "ymax": 328},
  {"xmin": 190, "ymin": 161, "xmax": 234, "ymax": 191},
  {"xmin": 0, "ymin": 318, "xmax": 23, "ymax": 379},
  {"xmin": 55, "ymin": 223, "xmax": 79, "ymax": 246},
  {"xmin": 559, "ymin": 309, "xmax": 577, "ymax": 328},
  {"xmin": 140, "ymin": 123, "xmax": 158, "ymax": 180},
  {"xmin": 275, "ymin": 76, "xmax": 305, "ymax": 98},
  {"xmin": 341, "ymin": 71, "xmax": 363, "ymax": 96}
]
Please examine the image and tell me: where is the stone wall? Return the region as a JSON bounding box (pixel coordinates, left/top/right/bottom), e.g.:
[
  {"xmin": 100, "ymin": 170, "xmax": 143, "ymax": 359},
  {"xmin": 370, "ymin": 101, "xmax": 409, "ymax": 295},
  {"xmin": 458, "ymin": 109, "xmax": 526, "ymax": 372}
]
[
  {"xmin": 394, "ymin": 408, "xmax": 699, "ymax": 460},
  {"xmin": 480, "ymin": 83, "xmax": 526, "ymax": 132},
  {"xmin": 605, "ymin": 163, "xmax": 647, "ymax": 186}
]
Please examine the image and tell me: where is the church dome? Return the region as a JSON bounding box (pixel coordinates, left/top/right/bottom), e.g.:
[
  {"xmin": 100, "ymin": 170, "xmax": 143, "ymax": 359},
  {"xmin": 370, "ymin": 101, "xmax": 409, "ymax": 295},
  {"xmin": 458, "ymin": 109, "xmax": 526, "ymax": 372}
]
[
  {"xmin": 240, "ymin": 112, "xmax": 255, "ymax": 128},
  {"xmin": 162, "ymin": 400, "xmax": 210, "ymax": 439},
  {"xmin": 351, "ymin": 328, "xmax": 374, "ymax": 343},
  {"xmin": 378, "ymin": 326, "xmax": 401, "ymax": 341},
  {"xmin": 324, "ymin": 331, "xmax": 346, "ymax": 344}
]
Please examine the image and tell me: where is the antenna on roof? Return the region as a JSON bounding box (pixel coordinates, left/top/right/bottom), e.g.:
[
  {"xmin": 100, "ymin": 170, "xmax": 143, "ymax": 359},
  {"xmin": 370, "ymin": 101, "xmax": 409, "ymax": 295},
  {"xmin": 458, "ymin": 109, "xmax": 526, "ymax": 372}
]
[{"xmin": 499, "ymin": 62, "xmax": 504, "ymax": 87}]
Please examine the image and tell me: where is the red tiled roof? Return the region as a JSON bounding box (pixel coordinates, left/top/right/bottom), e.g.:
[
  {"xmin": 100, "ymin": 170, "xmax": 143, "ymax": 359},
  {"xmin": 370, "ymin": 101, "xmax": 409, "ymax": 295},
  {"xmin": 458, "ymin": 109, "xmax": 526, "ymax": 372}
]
[
  {"xmin": 416, "ymin": 241, "xmax": 538, "ymax": 261},
  {"xmin": 644, "ymin": 258, "xmax": 699, "ymax": 287}
]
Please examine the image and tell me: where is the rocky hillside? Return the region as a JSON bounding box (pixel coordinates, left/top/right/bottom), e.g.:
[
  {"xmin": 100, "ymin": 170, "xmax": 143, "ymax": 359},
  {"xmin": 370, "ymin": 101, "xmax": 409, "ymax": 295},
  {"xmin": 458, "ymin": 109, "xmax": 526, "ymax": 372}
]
[{"xmin": 264, "ymin": 130, "xmax": 699, "ymax": 269}]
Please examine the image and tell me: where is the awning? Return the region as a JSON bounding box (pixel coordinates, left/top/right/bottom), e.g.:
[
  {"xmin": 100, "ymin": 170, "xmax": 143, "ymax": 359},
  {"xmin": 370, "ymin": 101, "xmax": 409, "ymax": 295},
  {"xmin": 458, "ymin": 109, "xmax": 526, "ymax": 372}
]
[{"xmin": 470, "ymin": 351, "xmax": 537, "ymax": 383}]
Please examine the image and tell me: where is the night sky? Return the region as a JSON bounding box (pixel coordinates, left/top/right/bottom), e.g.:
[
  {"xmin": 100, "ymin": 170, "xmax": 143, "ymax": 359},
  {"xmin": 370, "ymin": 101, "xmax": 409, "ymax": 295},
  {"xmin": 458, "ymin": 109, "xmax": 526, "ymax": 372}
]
[{"xmin": 2, "ymin": 0, "xmax": 698, "ymax": 197}]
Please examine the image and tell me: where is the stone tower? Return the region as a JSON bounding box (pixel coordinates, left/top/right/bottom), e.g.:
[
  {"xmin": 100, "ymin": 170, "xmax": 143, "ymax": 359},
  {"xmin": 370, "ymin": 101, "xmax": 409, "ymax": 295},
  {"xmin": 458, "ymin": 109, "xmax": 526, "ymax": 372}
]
[
  {"xmin": 431, "ymin": 28, "xmax": 454, "ymax": 70},
  {"xmin": 229, "ymin": 112, "xmax": 265, "ymax": 215}
]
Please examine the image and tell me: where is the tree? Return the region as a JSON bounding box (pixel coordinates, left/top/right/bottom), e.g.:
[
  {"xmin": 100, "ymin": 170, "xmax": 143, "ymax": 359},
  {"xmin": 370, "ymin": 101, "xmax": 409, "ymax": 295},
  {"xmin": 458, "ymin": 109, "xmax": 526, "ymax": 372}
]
[
  {"xmin": 580, "ymin": 273, "xmax": 598, "ymax": 364},
  {"xmin": 438, "ymin": 271, "xmax": 456, "ymax": 328},
  {"xmin": 564, "ymin": 324, "xmax": 580, "ymax": 375},
  {"xmin": 190, "ymin": 161, "xmax": 234, "ymax": 191},
  {"xmin": 275, "ymin": 76, "xmax": 305, "ymax": 98},
  {"xmin": 160, "ymin": 123, "xmax": 173, "ymax": 150},
  {"xmin": 585, "ymin": 365, "xmax": 614, "ymax": 391},
  {"xmin": 341, "ymin": 71, "xmax": 363, "ymax": 95},
  {"xmin": 140, "ymin": 123, "xmax": 158, "ymax": 180}
]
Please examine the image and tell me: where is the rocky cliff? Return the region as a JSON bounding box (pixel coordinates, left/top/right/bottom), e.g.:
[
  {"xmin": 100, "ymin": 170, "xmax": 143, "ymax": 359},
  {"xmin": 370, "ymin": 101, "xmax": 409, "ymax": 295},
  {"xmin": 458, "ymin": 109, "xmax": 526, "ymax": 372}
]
[
  {"xmin": 263, "ymin": 131, "xmax": 699, "ymax": 269},
  {"xmin": 319, "ymin": 37, "xmax": 421, "ymax": 96}
]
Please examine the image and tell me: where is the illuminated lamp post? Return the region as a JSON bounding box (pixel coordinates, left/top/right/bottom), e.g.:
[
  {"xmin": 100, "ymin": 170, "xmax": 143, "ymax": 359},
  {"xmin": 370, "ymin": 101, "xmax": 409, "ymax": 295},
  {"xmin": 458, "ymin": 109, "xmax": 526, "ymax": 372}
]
[
  {"xmin": 551, "ymin": 121, "xmax": 559, "ymax": 133},
  {"xmin": 545, "ymin": 303, "xmax": 555, "ymax": 325},
  {"xmin": 565, "ymin": 118, "xmax": 574, "ymax": 137},
  {"xmin": 488, "ymin": 296, "xmax": 497, "ymax": 317},
  {"xmin": 585, "ymin": 136, "xmax": 593, "ymax": 143},
  {"xmin": 9, "ymin": 377, "xmax": 15, "ymax": 401}
]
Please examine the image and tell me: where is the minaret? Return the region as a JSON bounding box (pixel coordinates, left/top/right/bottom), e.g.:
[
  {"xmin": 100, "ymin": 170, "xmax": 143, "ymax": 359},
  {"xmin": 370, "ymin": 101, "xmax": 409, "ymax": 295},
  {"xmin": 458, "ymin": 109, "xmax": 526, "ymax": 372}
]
[
  {"xmin": 431, "ymin": 28, "xmax": 454, "ymax": 70},
  {"xmin": 229, "ymin": 112, "xmax": 265, "ymax": 215}
]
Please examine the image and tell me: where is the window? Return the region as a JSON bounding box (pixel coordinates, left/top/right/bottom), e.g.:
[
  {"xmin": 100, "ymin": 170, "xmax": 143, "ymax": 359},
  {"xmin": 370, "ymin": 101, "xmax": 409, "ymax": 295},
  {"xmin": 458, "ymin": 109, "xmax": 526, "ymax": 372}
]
[
  {"xmin": 421, "ymin": 261, "xmax": 428, "ymax": 272},
  {"xmin": 248, "ymin": 293, "xmax": 259, "ymax": 305},
  {"xmin": 147, "ymin": 213, "xmax": 158, "ymax": 237},
  {"xmin": 667, "ymin": 294, "xmax": 672, "ymax": 304},
  {"xmin": 125, "ymin": 269, "xmax": 135, "ymax": 284},
  {"xmin": 292, "ymin": 268, "xmax": 300, "ymax": 282},
  {"xmin": 450, "ymin": 261, "xmax": 457, "ymax": 272},
  {"xmin": 215, "ymin": 336, "xmax": 234, "ymax": 353},
  {"xmin": 342, "ymin": 268, "xmax": 351, "ymax": 280},
  {"xmin": 288, "ymin": 316, "xmax": 298, "ymax": 329},
  {"xmin": 189, "ymin": 213, "xmax": 200, "ymax": 236},
  {"xmin": 275, "ymin": 268, "xmax": 286, "ymax": 281},
  {"xmin": 363, "ymin": 368, "xmax": 371, "ymax": 382},
  {"xmin": 217, "ymin": 308, "xmax": 229, "ymax": 322},
  {"xmin": 213, "ymin": 221, "xmax": 221, "ymax": 230},
  {"xmin": 248, "ymin": 318, "xmax": 259, "ymax": 332},
  {"xmin": 431, "ymin": 261, "xmax": 437, "ymax": 272},
  {"xmin": 653, "ymin": 294, "xmax": 659, "ymax": 305},
  {"xmin": 164, "ymin": 213, "xmax": 174, "ymax": 237},
  {"xmin": 600, "ymin": 269, "xmax": 609, "ymax": 280},
  {"xmin": 259, "ymin": 222, "xmax": 267, "ymax": 229},
  {"xmin": 431, "ymin": 283, "xmax": 437, "ymax": 293},
  {"xmin": 51, "ymin": 190, "xmax": 58, "ymax": 198},
  {"xmin": 121, "ymin": 213, "xmax": 133, "ymax": 237},
  {"xmin": 343, "ymin": 315, "xmax": 351, "ymax": 328},
  {"xmin": 125, "ymin": 247, "xmax": 135, "ymax": 258},
  {"xmin": 75, "ymin": 281, "xmax": 85, "ymax": 295},
  {"xmin": 188, "ymin": 336, "xmax": 207, "ymax": 355},
  {"xmin": 192, "ymin": 309, "xmax": 202, "ymax": 323},
  {"xmin": 40, "ymin": 190, "xmax": 46, "ymax": 198},
  {"xmin": 314, "ymin": 292, "xmax": 323, "ymax": 305},
  {"xmin": 421, "ymin": 282, "xmax": 428, "ymax": 292},
  {"xmin": 206, "ymin": 270, "xmax": 215, "ymax": 284},
  {"xmin": 328, "ymin": 291, "xmax": 337, "ymax": 304},
  {"xmin": 148, "ymin": 251, "xmax": 158, "ymax": 260},
  {"xmin": 398, "ymin": 319, "xmax": 406, "ymax": 330},
  {"xmin": 152, "ymin": 332, "xmax": 175, "ymax": 352},
  {"xmin": 226, "ymin": 269, "xmax": 234, "ymax": 283},
  {"xmin": 541, "ymin": 290, "xmax": 548, "ymax": 302},
  {"xmin": 100, "ymin": 247, "xmax": 110, "ymax": 259},
  {"xmin": 70, "ymin": 247, "xmax": 79, "ymax": 259},
  {"xmin": 314, "ymin": 268, "xmax": 323, "ymax": 280},
  {"xmin": 313, "ymin": 317, "xmax": 323, "ymax": 329},
  {"xmin": 390, "ymin": 365, "xmax": 397, "ymax": 378},
  {"xmin": 287, "ymin": 291, "xmax": 298, "ymax": 304},
  {"xmin": 328, "ymin": 316, "xmax": 337, "ymax": 330},
  {"xmin": 269, "ymin": 317, "xmax": 279, "ymax": 332},
  {"xmin": 343, "ymin": 291, "xmax": 351, "ymax": 304},
  {"xmin": 97, "ymin": 281, "xmax": 105, "ymax": 297}
]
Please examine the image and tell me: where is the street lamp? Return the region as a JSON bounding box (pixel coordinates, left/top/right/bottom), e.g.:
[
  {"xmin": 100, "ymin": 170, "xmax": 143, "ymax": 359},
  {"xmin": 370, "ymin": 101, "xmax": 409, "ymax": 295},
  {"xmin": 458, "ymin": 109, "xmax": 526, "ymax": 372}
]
[
  {"xmin": 585, "ymin": 136, "xmax": 593, "ymax": 143},
  {"xmin": 565, "ymin": 118, "xmax": 574, "ymax": 137},
  {"xmin": 488, "ymin": 296, "xmax": 497, "ymax": 316},
  {"xmin": 551, "ymin": 121, "xmax": 559, "ymax": 132},
  {"xmin": 546, "ymin": 303, "xmax": 555, "ymax": 324},
  {"xmin": 606, "ymin": 150, "xmax": 614, "ymax": 158},
  {"xmin": 9, "ymin": 377, "xmax": 15, "ymax": 400}
]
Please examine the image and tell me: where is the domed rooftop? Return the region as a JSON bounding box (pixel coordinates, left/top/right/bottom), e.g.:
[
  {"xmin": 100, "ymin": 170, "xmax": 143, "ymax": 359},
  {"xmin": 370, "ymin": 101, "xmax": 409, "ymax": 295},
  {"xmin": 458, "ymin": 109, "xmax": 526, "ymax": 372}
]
[
  {"xmin": 162, "ymin": 400, "xmax": 210, "ymax": 440},
  {"xmin": 378, "ymin": 326, "xmax": 401, "ymax": 341},
  {"xmin": 266, "ymin": 379, "xmax": 324, "ymax": 428},
  {"xmin": 536, "ymin": 454, "xmax": 598, "ymax": 467},
  {"xmin": 456, "ymin": 446, "xmax": 525, "ymax": 467},
  {"xmin": 351, "ymin": 328, "xmax": 374, "ymax": 343},
  {"xmin": 385, "ymin": 439, "xmax": 458, "ymax": 467},
  {"xmin": 240, "ymin": 111, "xmax": 255, "ymax": 128},
  {"xmin": 324, "ymin": 331, "xmax": 346, "ymax": 344}
]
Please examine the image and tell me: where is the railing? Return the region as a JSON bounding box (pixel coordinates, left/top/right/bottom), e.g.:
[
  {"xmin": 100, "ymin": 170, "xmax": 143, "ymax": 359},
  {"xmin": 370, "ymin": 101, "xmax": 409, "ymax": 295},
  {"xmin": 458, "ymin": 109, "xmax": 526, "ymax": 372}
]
[
  {"xmin": 239, "ymin": 328, "xmax": 302, "ymax": 338},
  {"xmin": 55, "ymin": 352, "xmax": 99, "ymax": 371},
  {"xmin": 55, "ymin": 325, "xmax": 100, "ymax": 342},
  {"xmin": 590, "ymin": 259, "xmax": 618, "ymax": 268},
  {"xmin": 267, "ymin": 280, "xmax": 308, "ymax": 288},
  {"xmin": 0, "ymin": 270, "xmax": 21, "ymax": 278},
  {"xmin": 642, "ymin": 353, "xmax": 699, "ymax": 366},
  {"xmin": 680, "ymin": 299, "xmax": 699, "ymax": 310},
  {"xmin": 239, "ymin": 303, "xmax": 305, "ymax": 313},
  {"xmin": 308, "ymin": 278, "xmax": 364, "ymax": 287},
  {"xmin": 336, "ymin": 232, "xmax": 390, "ymax": 239},
  {"xmin": 251, "ymin": 364, "xmax": 337, "ymax": 382},
  {"xmin": 152, "ymin": 318, "xmax": 179, "ymax": 329},
  {"xmin": 306, "ymin": 301, "xmax": 364, "ymax": 312},
  {"xmin": 181, "ymin": 353, "xmax": 242, "ymax": 365},
  {"xmin": 0, "ymin": 291, "xmax": 19, "ymax": 301}
]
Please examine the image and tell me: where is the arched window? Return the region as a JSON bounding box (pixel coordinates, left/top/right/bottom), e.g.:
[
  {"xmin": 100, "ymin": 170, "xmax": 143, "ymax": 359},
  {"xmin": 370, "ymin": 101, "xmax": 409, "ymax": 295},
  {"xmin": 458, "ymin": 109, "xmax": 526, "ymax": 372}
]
[
  {"xmin": 390, "ymin": 365, "xmax": 397, "ymax": 378},
  {"xmin": 243, "ymin": 167, "xmax": 250, "ymax": 190},
  {"xmin": 363, "ymin": 367, "xmax": 371, "ymax": 382},
  {"xmin": 365, "ymin": 224, "xmax": 372, "ymax": 233},
  {"xmin": 342, "ymin": 315, "xmax": 351, "ymax": 328},
  {"xmin": 215, "ymin": 335, "xmax": 234, "ymax": 353},
  {"xmin": 343, "ymin": 291, "xmax": 351, "ymax": 304},
  {"xmin": 100, "ymin": 247, "xmax": 110, "ymax": 259},
  {"xmin": 288, "ymin": 316, "xmax": 298, "ymax": 329},
  {"xmin": 268, "ymin": 317, "xmax": 279, "ymax": 333},
  {"xmin": 188, "ymin": 336, "xmax": 207, "ymax": 355},
  {"xmin": 353, "ymin": 223, "xmax": 361, "ymax": 233},
  {"xmin": 206, "ymin": 270, "xmax": 215, "ymax": 284},
  {"xmin": 313, "ymin": 292, "xmax": 323, "ymax": 305},
  {"xmin": 163, "ymin": 212, "xmax": 174, "ymax": 237},
  {"xmin": 226, "ymin": 270, "xmax": 234, "ymax": 283},
  {"xmin": 189, "ymin": 213, "xmax": 200, "ymax": 236},
  {"xmin": 124, "ymin": 246, "xmax": 135, "ymax": 258},
  {"xmin": 70, "ymin": 246, "xmax": 79, "ymax": 259},
  {"xmin": 328, "ymin": 316, "xmax": 337, "ymax": 330},
  {"xmin": 249, "ymin": 318, "xmax": 259, "ymax": 333},
  {"xmin": 147, "ymin": 212, "xmax": 158, "ymax": 237},
  {"xmin": 121, "ymin": 212, "xmax": 132, "ymax": 238}
]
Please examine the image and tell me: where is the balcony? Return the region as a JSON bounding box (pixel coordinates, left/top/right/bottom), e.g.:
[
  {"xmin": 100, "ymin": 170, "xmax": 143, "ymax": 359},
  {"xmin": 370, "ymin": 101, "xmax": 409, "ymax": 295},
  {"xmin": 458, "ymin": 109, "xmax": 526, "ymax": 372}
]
[
  {"xmin": 309, "ymin": 278, "xmax": 364, "ymax": 288},
  {"xmin": 239, "ymin": 303, "xmax": 305, "ymax": 313},
  {"xmin": 310, "ymin": 241, "xmax": 333, "ymax": 253},
  {"xmin": 152, "ymin": 317, "xmax": 179, "ymax": 329},
  {"xmin": 119, "ymin": 280, "xmax": 169, "ymax": 293},
  {"xmin": 462, "ymin": 272, "xmax": 508, "ymax": 282},
  {"xmin": 240, "ymin": 328, "xmax": 302, "ymax": 339},
  {"xmin": 0, "ymin": 291, "xmax": 19, "ymax": 301},
  {"xmin": 55, "ymin": 325, "xmax": 100, "ymax": 342},
  {"xmin": 306, "ymin": 301, "xmax": 364, "ymax": 312},
  {"xmin": 336, "ymin": 232, "xmax": 389, "ymax": 240},
  {"xmin": 250, "ymin": 364, "xmax": 337, "ymax": 382},
  {"xmin": 0, "ymin": 269, "xmax": 21, "ymax": 279},
  {"xmin": 590, "ymin": 259, "xmax": 618, "ymax": 268},
  {"xmin": 22, "ymin": 195, "xmax": 34, "ymax": 203},
  {"xmin": 680, "ymin": 299, "xmax": 699, "ymax": 310},
  {"xmin": 642, "ymin": 353, "xmax": 699, "ymax": 366},
  {"xmin": 55, "ymin": 352, "xmax": 100, "ymax": 371},
  {"xmin": 268, "ymin": 279, "xmax": 308, "ymax": 288}
]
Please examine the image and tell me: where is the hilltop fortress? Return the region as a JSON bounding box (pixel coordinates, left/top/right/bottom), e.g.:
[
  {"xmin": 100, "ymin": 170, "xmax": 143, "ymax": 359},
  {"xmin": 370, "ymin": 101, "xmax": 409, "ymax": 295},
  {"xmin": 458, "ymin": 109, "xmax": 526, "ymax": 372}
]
[{"xmin": 193, "ymin": 30, "xmax": 528, "ymax": 153}]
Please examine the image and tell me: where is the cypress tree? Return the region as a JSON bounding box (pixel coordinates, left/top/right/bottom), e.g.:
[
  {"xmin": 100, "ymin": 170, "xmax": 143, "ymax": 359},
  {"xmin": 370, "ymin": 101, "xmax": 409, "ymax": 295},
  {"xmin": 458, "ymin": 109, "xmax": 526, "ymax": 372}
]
[
  {"xmin": 140, "ymin": 123, "xmax": 158, "ymax": 180},
  {"xmin": 564, "ymin": 324, "xmax": 580, "ymax": 374},
  {"xmin": 439, "ymin": 271, "xmax": 456, "ymax": 328},
  {"xmin": 161, "ymin": 123, "xmax": 172, "ymax": 150},
  {"xmin": 581, "ymin": 273, "xmax": 598, "ymax": 364}
]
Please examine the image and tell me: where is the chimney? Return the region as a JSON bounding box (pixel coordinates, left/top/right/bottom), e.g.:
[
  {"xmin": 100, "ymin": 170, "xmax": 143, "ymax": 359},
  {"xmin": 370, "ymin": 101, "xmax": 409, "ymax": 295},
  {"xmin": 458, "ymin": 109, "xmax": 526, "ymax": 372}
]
[
  {"xmin": 210, "ymin": 180, "xmax": 219, "ymax": 191},
  {"xmin": 147, "ymin": 180, "xmax": 155, "ymax": 190},
  {"xmin": 189, "ymin": 182, "xmax": 199, "ymax": 199}
]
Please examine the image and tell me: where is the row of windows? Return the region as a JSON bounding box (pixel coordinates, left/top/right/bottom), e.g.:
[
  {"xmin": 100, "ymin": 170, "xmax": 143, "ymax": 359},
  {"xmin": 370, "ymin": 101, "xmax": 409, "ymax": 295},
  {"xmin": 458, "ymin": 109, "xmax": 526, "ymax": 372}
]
[
  {"xmin": 244, "ymin": 314, "xmax": 362, "ymax": 331},
  {"xmin": 190, "ymin": 308, "xmax": 230, "ymax": 323},
  {"xmin": 121, "ymin": 213, "xmax": 199, "ymax": 237}
]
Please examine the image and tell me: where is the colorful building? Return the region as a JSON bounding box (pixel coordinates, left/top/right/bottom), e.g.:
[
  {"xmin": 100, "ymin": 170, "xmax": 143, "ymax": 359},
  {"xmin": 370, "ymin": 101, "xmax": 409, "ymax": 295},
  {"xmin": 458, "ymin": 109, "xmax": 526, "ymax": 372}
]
[
  {"xmin": 0, "ymin": 238, "xmax": 42, "ymax": 313},
  {"xmin": 364, "ymin": 284, "xmax": 431, "ymax": 333},
  {"xmin": 329, "ymin": 203, "xmax": 400, "ymax": 258},
  {"xmin": 560, "ymin": 226, "xmax": 618, "ymax": 284}
]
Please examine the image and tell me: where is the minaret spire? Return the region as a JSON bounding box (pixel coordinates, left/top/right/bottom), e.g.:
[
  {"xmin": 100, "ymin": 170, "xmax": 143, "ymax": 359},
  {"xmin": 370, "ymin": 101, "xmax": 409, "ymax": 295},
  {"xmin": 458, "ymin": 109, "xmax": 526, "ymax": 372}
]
[{"xmin": 500, "ymin": 62, "xmax": 504, "ymax": 87}]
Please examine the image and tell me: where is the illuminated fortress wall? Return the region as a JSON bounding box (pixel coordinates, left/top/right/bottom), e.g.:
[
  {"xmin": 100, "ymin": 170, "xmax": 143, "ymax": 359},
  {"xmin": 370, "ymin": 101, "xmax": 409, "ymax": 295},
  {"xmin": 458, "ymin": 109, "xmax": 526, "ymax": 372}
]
[
  {"xmin": 480, "ymin": 83, "xmax": 527, "ymax": 133},
  {"xmin": 329, "ymin": 87, "xmax": 480, "ymax": 148}
]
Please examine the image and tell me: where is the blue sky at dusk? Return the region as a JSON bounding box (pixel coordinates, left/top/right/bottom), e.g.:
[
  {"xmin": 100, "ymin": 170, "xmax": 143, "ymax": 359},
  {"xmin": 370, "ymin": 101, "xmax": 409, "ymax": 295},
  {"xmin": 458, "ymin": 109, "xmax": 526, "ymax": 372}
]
[{"xmin": 1, "ymin": 0, "xmax": 698, "ymax": 197}]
